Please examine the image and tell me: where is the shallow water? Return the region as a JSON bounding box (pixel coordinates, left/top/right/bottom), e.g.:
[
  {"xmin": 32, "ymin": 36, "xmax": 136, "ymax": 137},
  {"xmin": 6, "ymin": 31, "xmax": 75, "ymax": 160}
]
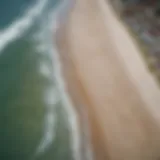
[{"xmin": 0, "ymin": 0, "xmax": 80, "ymax": 159}]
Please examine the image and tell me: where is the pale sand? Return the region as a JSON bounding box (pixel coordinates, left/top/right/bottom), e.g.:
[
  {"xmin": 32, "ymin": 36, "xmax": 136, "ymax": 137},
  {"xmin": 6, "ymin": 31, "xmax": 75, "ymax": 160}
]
[{"xmin": 56, "ymin": 0, "xmax": 160, "ymax": 159}]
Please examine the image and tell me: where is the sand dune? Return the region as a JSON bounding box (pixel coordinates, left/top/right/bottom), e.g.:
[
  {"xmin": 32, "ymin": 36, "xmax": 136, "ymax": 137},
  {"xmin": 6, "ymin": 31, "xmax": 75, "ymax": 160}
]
[{"xmin": 56, "ymin": 0, "xmax": 160, "ymax": 159}]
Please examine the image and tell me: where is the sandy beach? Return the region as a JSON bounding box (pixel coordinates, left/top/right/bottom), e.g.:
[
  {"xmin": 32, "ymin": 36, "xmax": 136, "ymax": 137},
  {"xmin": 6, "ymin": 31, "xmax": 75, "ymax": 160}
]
[{"xmin": 56, "ymin": 0, "xmax": 160, "ymax": 159}]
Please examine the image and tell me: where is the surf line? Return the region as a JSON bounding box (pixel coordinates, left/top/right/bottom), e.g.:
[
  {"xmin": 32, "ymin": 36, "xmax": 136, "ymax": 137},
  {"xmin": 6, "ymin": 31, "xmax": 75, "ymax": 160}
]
[
  {"xmin": 53, "ymin": 0, "xmax": 93, "ymax": 160},
  {"xmin": 32, "ymin": 0, "xmax": 81, "ymax": 159},
  {"xmin": 52, "ymin": 0, "xmax": 82, "ymax": 160},
  {"xmin": 0, "ymin": 0, "xmax": 49, "ymax": 53}
]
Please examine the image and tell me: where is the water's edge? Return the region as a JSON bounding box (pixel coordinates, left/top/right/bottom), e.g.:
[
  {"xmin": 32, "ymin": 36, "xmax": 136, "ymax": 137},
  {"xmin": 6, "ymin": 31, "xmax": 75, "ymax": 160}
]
[{"xmin": 54, "ymin": 1, "xmax": 93, "ymax": 160}]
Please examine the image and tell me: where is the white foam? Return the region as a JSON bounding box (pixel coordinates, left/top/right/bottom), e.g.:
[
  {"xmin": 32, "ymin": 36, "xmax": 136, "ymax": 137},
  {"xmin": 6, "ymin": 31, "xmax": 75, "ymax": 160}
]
[
  {"xmin": 36, "ymin": 1, "xmax": 82, "ymax": 159},
  {"xmin": 0, "ymin": 0, "xmax": 49, "ymax": 53},
  {"xmin": 36, "ymin": 85, "xmax": 60, "ymax": 154},
  {"xmin": 39, "ymin": 62, "xmax": 52, "ymax": 78},
  {"xmin": 35, "ymin": 0, "xmax": 89, "ymax": 159},
  {"xmin": 36, "ymin": 44, "xmax": 48, "ymax": 54},
  {"xmin": 34, "ymin": 10, "xmax": 61, "ymax": 154},
  {"xmin": 53, "ymin": 1, "xmax": 93, "ymax": 160},
  {"xmin": 52, "ymin": 45, "xmax": 82, "ymax": 160},
  {"xmin": 44, "ymin": 88, "xmax": 60, "ymax": 106},
  {"xmin": 36, "ymin": 107, "xmax": 56, "ymax": 154},
  {"xmin": 48, "ymin": 1, "xmax": 83, "ymax": 160}
]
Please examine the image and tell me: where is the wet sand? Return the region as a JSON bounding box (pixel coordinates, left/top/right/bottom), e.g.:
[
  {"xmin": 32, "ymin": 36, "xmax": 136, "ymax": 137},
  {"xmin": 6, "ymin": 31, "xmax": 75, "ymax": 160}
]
[{"xmin": 56, "ymin": 0, "xmax": 160, "ymax": 159}]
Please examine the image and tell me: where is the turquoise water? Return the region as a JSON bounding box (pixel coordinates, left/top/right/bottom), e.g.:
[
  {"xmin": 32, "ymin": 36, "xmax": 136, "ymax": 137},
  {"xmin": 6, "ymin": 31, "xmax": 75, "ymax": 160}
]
[{"xmin": 0, "ymin": 0, "xmax": 79, "ymax": 159}]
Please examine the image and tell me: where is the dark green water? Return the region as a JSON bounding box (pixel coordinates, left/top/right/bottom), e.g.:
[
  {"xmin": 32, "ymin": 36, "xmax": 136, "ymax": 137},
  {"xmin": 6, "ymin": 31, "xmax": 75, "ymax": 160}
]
[{"xmin": 0, "ymin": 0, "xmax": 76, "ymax": 159}]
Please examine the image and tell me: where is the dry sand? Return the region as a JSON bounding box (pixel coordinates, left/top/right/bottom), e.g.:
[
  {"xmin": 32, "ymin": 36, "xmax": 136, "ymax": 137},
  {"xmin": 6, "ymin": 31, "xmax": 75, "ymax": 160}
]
[{"xmin": 56, "ymin": 0, "xmax": 160, "ymax": 159}]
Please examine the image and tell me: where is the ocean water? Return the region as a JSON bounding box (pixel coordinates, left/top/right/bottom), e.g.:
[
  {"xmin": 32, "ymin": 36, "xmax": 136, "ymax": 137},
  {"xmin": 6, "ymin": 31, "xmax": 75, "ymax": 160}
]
[{"xmin": 0, "ymin": 0, "xmax": 82, "ymax": 160}]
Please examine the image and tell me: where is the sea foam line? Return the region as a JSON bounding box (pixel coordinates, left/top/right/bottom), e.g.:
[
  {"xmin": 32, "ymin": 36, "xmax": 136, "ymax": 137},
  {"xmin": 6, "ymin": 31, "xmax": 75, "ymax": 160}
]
[
  {"xmin": 0, "ymin": 0, "xmax": 49, "ymax": 53},
  {"xmin": 0, "ymin": 0, "xmax": 56, "ymax": 155},
  {"xmin": 36, "ymin": 87, "xmax": 59, "ymax": 154},
  {"xmin": 34, "ymin": 11, "xmax": 59, "ymax": 157},
  {"xmin": 49, "ymin": 1, "xmax": 82, "ymax": 160},
  {"xmin": 54, "ymin": 1, "xmax": 94, "ymax": 160},
  {"xmin": 33, "ymin": 1, "xmax": 66, "ymax": 155},
  {"xmin": 51, "ymin": 1, "xmax": 93, "ymax": 160}
]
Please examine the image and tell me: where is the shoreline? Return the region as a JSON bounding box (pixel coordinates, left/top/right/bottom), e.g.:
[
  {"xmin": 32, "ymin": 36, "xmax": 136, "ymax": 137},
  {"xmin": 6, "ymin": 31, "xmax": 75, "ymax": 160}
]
[
  {"xmin": 54, "ymin": 1, "xmax": 94, "ymax": 160},
  {"xmin": 56, "ymin": 21, "xmax": 109, "ymax": 160},
  {"xmin": 55, "ymin": 1, "xmax": 113, "ymax": 159},
  {"xmin": 55, "ymin": 0, "xmax": 160, "ymax": 159},
  {"xmin": 55, "ymin": 1, "xmax": 109, "ymax": 159}
]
